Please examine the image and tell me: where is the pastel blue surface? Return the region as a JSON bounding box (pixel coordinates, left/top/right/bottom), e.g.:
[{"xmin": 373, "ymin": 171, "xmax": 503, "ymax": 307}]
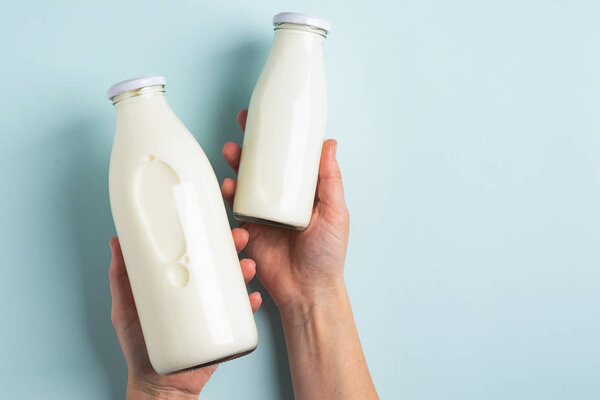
[{"xmin": 1, "ymin": 1, "xmax": 599, "ymax": 399}]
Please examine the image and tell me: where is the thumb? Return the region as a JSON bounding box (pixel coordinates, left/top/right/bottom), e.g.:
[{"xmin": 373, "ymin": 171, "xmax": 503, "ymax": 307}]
[{"xmin": 316, "ymin": 139, "xmax": 346, "ymax": 208}]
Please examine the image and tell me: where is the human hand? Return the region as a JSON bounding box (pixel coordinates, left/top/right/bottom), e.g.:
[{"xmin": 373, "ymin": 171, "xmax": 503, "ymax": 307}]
[
  {"xmin": 108, "ymin": 229, "xmax": 262, "ymax": 399},
  {"xmin": 221, "ymin": 109, "xmax": 350, "ymax": 312}
]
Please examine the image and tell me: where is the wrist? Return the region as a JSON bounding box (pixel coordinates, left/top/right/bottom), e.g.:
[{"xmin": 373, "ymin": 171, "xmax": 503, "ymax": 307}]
[
  {"xmin": 278, "ymin": 280, "xmax": 348, "ymax": 327},
  {"xmin": 127, "ymin": 376, "xmax": 199, "ymax": 400}
]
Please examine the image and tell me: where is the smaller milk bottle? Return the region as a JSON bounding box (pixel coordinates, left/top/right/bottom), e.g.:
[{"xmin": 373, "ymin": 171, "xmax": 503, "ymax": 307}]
[
  {"xmin": 107, "ymin": 75, "xmax": 257, "ymax": 375},
  {"xmin": 233, "ymin": 12, "xmax": 331, "ymax": 230}
]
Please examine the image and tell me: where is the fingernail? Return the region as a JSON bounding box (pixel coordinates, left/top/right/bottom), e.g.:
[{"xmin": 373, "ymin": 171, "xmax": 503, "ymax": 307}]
[{"xmin": 331, "ymin": 141, "xmax": 337, "ymax": 159}]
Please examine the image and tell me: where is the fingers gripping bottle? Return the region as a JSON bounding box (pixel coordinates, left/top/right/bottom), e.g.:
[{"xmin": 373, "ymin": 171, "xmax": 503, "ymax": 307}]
[
  {"xmin": 233, "ymin": 12, "xmax": 330, "ymax": 230},
  {"xmin": 107, "ymin": 75, "xmax": 258, "ymax": 375}
]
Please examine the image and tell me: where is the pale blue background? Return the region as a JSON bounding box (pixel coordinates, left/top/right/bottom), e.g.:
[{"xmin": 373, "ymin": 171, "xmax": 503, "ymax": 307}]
[{"xmin": 1, "ymin": 1, "xmax": 599, "ymax": 399}]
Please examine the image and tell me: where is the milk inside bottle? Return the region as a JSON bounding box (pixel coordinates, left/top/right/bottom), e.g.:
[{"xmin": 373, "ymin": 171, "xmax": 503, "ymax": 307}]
[
  {"xmin": 107, "ymin": 75, "xmax": 258, "ymax": 375},
  {"xmin": 233, "ymin": 12, "xmax": 330, "ymax": 230}
]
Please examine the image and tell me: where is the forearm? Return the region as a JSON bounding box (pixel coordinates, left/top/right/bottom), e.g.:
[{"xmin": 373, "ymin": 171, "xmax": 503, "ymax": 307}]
[{"xmin": 280, "ymin": 283, "xmax": 378, "ymax": 400}]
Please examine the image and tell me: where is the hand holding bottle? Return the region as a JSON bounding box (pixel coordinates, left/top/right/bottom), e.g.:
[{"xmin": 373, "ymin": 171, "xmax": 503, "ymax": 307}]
[
  {"xmin": 222, "ymin": 110, "xmax": 377, "ymax": 400},
  {"xmin": 108, "ymin": 231, "xmax": 261, "ymax": 399},
  {"xmin": 107, "ymin": 76, "xmax": 259, "ymax": 375},
  {"xmin": 221, "ymin": 109, "xmax": 349, "ymax": 311}
]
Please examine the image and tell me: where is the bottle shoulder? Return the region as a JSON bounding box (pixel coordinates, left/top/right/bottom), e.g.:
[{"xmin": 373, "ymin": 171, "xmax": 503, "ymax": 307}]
[{"xmin": 110, "ymin": 96, "xmax": 216, "ymax": 185}]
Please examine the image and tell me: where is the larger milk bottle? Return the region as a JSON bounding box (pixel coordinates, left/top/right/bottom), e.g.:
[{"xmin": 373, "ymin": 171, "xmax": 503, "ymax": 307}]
[
  {"xmin": 233, "ymin": 12, "xmax": 330, "ymax": 230},
  {"xmin": 107, "ymin": 75, "xmax": 258, "ymax": 375}
]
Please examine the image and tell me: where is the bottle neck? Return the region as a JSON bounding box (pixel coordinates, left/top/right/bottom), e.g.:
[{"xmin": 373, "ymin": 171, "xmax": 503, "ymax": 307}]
[
  {"xmin": 271, "ymin": 23, "xmax": 326, "ymax": 59},
  {"xmin": 274, "ymin": 22, "xmax": 328, "ymax": 39},
  {"xmin": 111, "ymin": 85, "xmax": 166, "ymax": 106},
  {"xmin": 113, "ymin": 86, "xmax": 172, "ymax": 128}
]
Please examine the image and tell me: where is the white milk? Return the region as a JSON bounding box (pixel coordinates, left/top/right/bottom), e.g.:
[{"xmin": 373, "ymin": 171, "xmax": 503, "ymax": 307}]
[
  {"xmin": 233, "ymin": 12, "xmax": 330, "ymax": 230},
  {"xmin": 107, "ymin": 76, "xmax": 257, "ymax": 375}
]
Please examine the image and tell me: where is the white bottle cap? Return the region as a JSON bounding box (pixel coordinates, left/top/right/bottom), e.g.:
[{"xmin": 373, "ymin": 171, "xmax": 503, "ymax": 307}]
[
  {"xmin": 107, "ymin": 75, "xmax": 166, "ymax": 100},
  {"xmin": 273, "ymin": 12, "xmax": 331, "ymax": 32}
]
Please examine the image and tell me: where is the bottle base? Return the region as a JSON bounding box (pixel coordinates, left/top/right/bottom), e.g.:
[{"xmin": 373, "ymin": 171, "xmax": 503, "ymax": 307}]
[
  {"xmin": 165, "ymin": 345, "xmax": 257, "ymax": 375},
  {"xmin": 234, "ymin": 212, "xmax": 305, "ymax": 231}
]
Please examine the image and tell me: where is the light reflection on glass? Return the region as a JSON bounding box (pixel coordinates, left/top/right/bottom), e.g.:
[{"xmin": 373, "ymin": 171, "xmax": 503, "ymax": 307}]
[{"xmin": 173, "ymin": 181, "xmax": 235, "ymax": 345}]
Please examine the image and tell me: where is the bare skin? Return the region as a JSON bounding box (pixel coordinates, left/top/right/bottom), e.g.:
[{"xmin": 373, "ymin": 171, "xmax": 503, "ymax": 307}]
[
  {"xmin": 109, "ymin": 230, "xmax": 261, "ymax": 399},
  {"xmin": 109, "ymin": 109, "xmax": 378, "ymax": 399},
  {"xmin": 220, "ymin": 110, "xmax": 350, "ymax": 310},
  {"xmin": 222, "ymin": 110, "xmax": 378, "ymax": 400}
]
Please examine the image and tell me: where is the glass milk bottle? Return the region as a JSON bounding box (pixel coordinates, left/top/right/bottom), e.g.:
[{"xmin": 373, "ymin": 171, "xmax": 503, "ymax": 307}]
[
  {"xmin": 233, "ymin": 12, "xmax": 330, "ymax": 230},
  {"xmin": 107, "ymin": 75, "xmax": 258, "ymax": 375}
]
